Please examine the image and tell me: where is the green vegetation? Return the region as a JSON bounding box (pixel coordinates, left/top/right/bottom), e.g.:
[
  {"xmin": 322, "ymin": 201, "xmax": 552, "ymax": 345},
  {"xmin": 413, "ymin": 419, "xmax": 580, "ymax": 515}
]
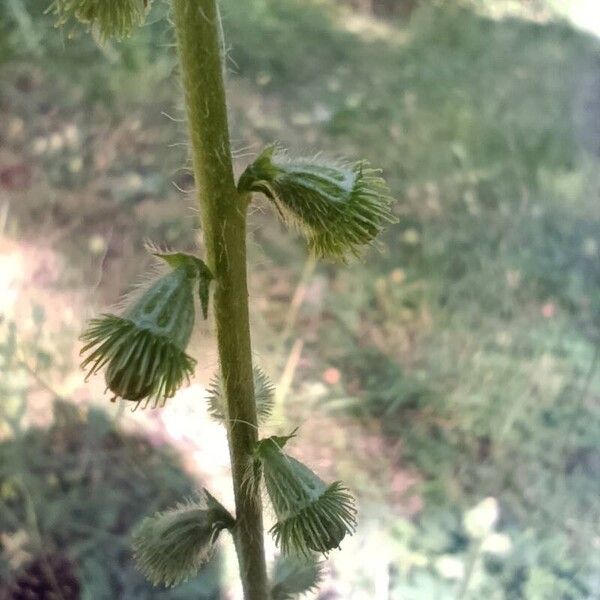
[
  {"xmin": 0, "ymin": 401, "xmax": 222, "ymax": 598},
  {"xmin": 1, "ymin": 0, "xmax": 600, "ymax": 597}
]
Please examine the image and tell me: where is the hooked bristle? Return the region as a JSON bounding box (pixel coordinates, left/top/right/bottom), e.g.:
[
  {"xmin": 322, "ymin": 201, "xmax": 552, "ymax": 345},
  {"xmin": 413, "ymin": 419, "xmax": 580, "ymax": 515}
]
[
  {"xmin": 80, "ymin": 314, "xmax": 196, "ymax": 408},
  {"xmin": 238, "ymin": 144, "xmax": 396, "ymax": 260},
  {"xmin": 270, "ymin": 481, "xmax": 357, "ymax": 557},
  {"xmin": 254, "ymin": 436, "xmax": 357, "ymax": 557},
  {"xmin": 271, "ymin": 555, "xmax": 324, "ymax": 600},
  {"xmin": 132, "ymin": 493, "xmax": 234, "ymax": 587},
  {"xmin": 206, "ymin": 366, "xmax": 275, "ymax": 424},
  {"xmin": 48, "ymin": 0, "xmax": 149, "ymax": 40}
]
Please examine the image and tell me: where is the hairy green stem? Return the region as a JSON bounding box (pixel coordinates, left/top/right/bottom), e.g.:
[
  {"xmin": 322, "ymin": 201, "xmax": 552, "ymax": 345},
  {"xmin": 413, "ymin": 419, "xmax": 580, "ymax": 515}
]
[{"xmin": 171, "ymin": 0, "xmax": 268, "ymax": 597}]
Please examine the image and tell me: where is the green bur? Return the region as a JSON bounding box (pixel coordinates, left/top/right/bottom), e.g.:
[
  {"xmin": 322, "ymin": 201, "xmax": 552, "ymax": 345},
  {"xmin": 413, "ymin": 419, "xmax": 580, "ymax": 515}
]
[
  {"xmin": 80, "ymin": 253, "xmax": 211, "ymax": 408},
  {"xmin": 48, "ymin": 0, "xmax": 149, "ymax": 40},
  {"xmin": 270, "ymin": 555, "xmax": 323, "ymax": 600},
  {"xmin": 238, "ymin": 145, "xmax": 396, "ymax": 259},
  {"xmin": 255, "ymin": 436, "xmax": 357, "ymax": 557},
  {"xmin": 132, "ymin": 492, "xmax": 234, "ymax": 587},
  {"xmin": 206, "ymin": 366, "xmax": 275, "ymax": 424}
]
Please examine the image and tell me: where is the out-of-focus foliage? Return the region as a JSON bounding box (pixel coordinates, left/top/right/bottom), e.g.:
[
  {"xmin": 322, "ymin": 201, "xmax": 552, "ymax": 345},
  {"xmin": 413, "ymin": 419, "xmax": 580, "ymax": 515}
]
[
  {"xmin": 0, "ymin": 0, "xmax": 174, "ymax": 105},
  {"xmin": 0, "ymin": 401, "xmax": 222, "ymax": 598},
  {"xmin": 217, "ymin": 1, "xmax": 600, "ymax": 596},
  {"xmin": 1, "ymin": 0, "xmax": 600, "ymax": 597}
]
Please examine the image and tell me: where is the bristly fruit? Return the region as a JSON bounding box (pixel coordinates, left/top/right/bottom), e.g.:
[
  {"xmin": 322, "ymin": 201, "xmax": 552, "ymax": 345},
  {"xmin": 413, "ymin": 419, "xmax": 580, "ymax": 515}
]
[
  {"xmin": 206, "ymin": 366, "xmax": 275, "ymax": 424},
  {"xmin": 48, "ymin": 0, "xmax": 150, "ymax": 40},
  {"xmin": 254, "ymin": 435, "xmax": 357, "ymax": 557},
  {"xmin": 132, "ymin": 491, "xmax": 234, "ymax": 587},
  {"xmin": 270, "ymin": 555, "xmax": 323, "ymax": 600},
  {"xmin": 237, "ymin": 144, "xmax": 396, "ymax": 259},
  {"xmin": 80, "ymin": 251, "xmax": 212, "ymax": 408}
]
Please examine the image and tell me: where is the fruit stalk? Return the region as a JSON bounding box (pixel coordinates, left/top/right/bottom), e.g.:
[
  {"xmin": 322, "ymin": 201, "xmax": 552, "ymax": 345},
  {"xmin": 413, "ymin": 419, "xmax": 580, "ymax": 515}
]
[{"xmin": 170, "ymin": 0, "xmax": 269, "ymax": 597}]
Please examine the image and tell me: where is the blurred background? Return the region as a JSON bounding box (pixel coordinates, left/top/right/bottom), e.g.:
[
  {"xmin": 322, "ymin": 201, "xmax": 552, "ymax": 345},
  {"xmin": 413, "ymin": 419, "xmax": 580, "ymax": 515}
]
[{"xmin": 1, "ymin": 0, "xmax": 600, "ymax": 598}]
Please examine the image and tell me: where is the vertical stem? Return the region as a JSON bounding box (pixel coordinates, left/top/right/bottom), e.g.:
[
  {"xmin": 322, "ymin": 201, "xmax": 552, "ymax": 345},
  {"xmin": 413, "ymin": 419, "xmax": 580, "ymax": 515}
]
[
  {"xmin": 456, "ymin": 539, "xmax": 482, "ymax": 599},
  {"xmin": 171, "ymin": 1, "xmax": 268, "ymax": 598}
]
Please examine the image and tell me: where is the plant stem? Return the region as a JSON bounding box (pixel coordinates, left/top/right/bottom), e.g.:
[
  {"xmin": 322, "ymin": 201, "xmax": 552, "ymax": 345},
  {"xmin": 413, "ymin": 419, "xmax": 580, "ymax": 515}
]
[
  {"xmin": 456, "ymin": 539, "xmax": 482, "ymax": 599},
  {"xmin": 171, "ymin": 1, "xmax": 268, "ymax": 598}
]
